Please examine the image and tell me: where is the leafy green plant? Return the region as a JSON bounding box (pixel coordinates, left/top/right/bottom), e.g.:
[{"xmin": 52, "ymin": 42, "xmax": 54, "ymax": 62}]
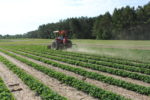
[
  {"xmin": 0, "ymin": 78, "xmax": 15, "ymax": 100},
  {"xmin": 4, "ymin": 49, "xmax": 150, "ymax": 96},
  {"xmin": 0, "ymin": 49, "xmax": 130, "ymax": 100},
  {"xmin": 0, "ymin": 55, "xmax": 67, "ymax": 100},
  {"xmin": 13, "ymin": 48, "xmax": 150, "ymax": 83},
  {"xmin": 26, "ymin": 49, "xmax": 150, "ymax": 75}
]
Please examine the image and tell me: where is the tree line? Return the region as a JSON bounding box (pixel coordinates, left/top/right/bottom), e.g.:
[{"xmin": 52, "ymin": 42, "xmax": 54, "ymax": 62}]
[{"xmin": 1, "ymin": 2, "xmax": 150, "ymax": 40}]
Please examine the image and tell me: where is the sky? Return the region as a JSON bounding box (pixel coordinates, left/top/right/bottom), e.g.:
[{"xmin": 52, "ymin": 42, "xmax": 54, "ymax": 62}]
[{"xmin": 0, "ymin": 0, "xmax": 149, "ymax": 35}]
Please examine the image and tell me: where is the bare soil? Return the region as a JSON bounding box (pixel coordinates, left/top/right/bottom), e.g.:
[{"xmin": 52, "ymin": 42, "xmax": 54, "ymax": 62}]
[
  {"xmin": 18, "ymin": 51, "xmax": 150, "ymax": 87},
  {"xmin": 0, "ymin": 52, "xmax": 97, "ymax": 100},
  {"xmin": 11, "ymin": 52, "xmax": 150, "ymax": 100},
  {"xmin": 0, "ymin": 62, "xmax": 41, "ymax": 100},
  {"xmin": 50, "ymin": 58, "xmax": 150, "ymax": 87}
]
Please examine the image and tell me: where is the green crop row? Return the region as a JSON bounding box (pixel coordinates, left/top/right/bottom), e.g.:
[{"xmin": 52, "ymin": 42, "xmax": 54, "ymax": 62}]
[
  {"xmin": 6, "ymin": 49, "xmax": 150, "ymax": 96},
  {"xmin": 42, "ymin": 49, "xmax": 150, "ymax": 69},
  {"xmin": 12, "ymin": 45, "xmax": 150, "ymax": 69},
  {"xmin": 2, "ymin": 45, "xmax": 150, "ymax": 69},
  {"xmin": 0, "ymin": 77, "xmax": 15, "ymax": 100},
  {"xmin": 48, "ymin": 52, "xmax": 150, "ymax": 74},
  {"xmin": 21, "ymin": 48, "xmax": 150, "ymax": 75},
  {"xmin": 51, "ymin": 48, "xmax": 150, "ymax": 65},
  {"xmin": 0, "ymin": 55, "xmax": 67, "ymax": 100},
  {"xmin": 0, "ymin": 49, "xmax": 130, "ymax": 100},
  {"xmin": 12, "ymin": 48, "xmax": 150, "ymax": 84}
]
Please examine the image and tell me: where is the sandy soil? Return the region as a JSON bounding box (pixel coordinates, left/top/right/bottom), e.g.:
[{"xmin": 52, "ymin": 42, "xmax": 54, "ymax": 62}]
[
  {"xmin": 0, "ymin": 52, "xmax": 97, "ymax": 100},
  {"xmin": 0, "ymin": 62, "xmax": 41, "ymax": 100},
  {"xmin": 50, "ymin": 58, "xmax": 150, "ymax": 87},
  {"xmin": 11, "ymin": 52, "xmax": 150, "ymax": 100},
  {"xmin": 17, "ymin": 51, "xmax": 150, "ymax": 87}
]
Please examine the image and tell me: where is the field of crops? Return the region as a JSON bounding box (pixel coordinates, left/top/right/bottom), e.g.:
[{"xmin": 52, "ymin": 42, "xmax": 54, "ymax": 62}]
[{"xmin": 0, "ymin": 39, "xmax": 150, "ymax": 100}]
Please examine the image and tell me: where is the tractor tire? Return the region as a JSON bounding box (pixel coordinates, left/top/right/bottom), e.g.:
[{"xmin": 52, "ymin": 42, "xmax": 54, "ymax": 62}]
[{"xmin": 51, "ymin": 41, "xmax": 59, "ymax": 50}]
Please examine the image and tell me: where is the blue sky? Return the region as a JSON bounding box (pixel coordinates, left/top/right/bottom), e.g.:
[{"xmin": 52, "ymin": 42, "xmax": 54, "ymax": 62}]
[{"xmin": 0, "ymin": 0, "xmax": 149, "ymax": 35}]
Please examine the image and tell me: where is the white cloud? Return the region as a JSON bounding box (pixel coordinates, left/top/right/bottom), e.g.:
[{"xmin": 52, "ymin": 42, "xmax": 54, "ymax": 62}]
[{"xmin": 0, "ymin": 0, "xmax": 149, "ymax": 35}]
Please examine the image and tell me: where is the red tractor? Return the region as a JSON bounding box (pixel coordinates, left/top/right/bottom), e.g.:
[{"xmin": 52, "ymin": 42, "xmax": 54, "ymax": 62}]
[{"xmin": 48, "ymin": 30, "xmax": 72, "ymax": 50}]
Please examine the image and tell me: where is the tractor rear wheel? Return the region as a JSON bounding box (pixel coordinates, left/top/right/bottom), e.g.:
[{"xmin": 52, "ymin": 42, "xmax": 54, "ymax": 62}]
[{"xmin": 51, "ymin": 41, "xmax": 59, "ymax": 50}]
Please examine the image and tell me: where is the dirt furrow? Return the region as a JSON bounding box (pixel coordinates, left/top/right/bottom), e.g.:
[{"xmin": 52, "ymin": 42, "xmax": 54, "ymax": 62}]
[
  {"xmin": 47, "ymin": 57, "xmax": 150, "ymax": 87},
  {"xmin": 14, "ymin": 50, "xmax": 150, "ymax": 87},
  {"xmin": 0, "ymin": 62, "xmax": 41, "ymax": 100},
  {"xmin": 17, "ymin": 51, "xmax": 150, "ymax": 87},
  {"xmin": 0, "ymin": 52, "xmax": 97, "ymax": 100},
  {"xmin": 10, "ymin": 52, "xmax": 150, "ymax": 100}
]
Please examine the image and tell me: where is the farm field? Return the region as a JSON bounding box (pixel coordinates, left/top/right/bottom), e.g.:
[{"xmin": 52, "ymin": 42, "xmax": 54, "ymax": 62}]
[{"xmin": 0, "ymin": 39, "xmax": 150, "ymax": 100}]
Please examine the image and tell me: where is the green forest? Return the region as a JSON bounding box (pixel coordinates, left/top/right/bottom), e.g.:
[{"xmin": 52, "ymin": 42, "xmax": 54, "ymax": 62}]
[{"xmin": 1, "ymin": 2, "xmax": 150, "ymax": 40}]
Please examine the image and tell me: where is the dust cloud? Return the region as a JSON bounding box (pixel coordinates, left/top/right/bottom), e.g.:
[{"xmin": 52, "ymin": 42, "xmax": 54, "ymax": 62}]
[{"xmin": 66, "ymin": 42, "xmax": 150, "ymax": 62}]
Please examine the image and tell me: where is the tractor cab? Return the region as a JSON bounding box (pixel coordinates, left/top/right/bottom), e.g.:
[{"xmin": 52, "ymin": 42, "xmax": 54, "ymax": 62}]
[
  {"xmin": 53, "ymin": 30, "xmax": 68, "ymax": 44},
  {"xmin": 48, "ymin": 30, "xmax": 72, "ymax": 50}
]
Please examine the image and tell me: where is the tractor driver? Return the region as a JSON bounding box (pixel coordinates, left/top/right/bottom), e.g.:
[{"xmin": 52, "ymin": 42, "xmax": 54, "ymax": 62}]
[
  {"xmin": 58, "ymin": 30, "xmax": 65, "ymax": 40},
  {"xmin": 58, "ymin": 30, "xmax": 68, "ymax": 45},
  {"xmin": 58, "ymin": 35, "xmax": 63, "ymax": 40}
]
